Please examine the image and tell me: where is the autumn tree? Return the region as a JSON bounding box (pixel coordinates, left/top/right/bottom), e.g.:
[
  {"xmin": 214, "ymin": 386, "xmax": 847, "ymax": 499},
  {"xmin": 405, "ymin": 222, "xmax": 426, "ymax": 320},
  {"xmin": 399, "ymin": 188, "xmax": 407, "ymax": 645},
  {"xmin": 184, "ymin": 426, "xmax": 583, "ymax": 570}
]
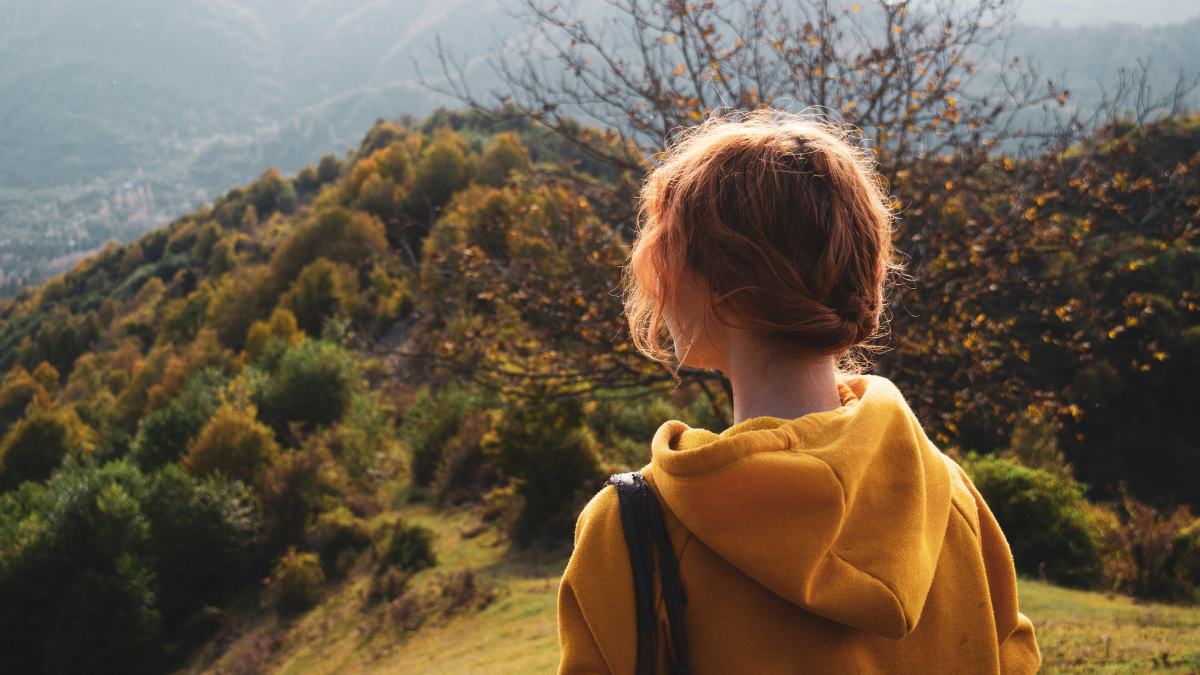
[{"xmin": 430, "ymin": 0, "xmax": 1200, "ymax": 501}]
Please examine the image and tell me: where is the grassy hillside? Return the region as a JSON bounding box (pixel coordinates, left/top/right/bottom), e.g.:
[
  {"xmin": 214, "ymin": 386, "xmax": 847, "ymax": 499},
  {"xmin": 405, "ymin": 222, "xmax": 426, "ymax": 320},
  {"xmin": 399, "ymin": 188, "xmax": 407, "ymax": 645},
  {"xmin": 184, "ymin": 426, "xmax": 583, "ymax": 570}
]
[
  {"xmin": 174, "ymin": 506, "xmax": 1200, "ymax": 675},
  {"xmin": 177, "ymin": 507, "xmax": 564, "ymax": 675}
]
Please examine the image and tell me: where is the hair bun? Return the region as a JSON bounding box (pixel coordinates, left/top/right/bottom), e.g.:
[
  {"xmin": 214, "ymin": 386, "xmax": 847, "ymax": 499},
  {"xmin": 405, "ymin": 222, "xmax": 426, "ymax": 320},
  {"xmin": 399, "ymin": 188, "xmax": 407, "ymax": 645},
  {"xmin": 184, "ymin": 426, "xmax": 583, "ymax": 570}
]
[
  {"xmin": 835, "ymin": 293, "xmax": 879, "ymax": 342},
  {"xmin": 836, "ymin": 293, "xmax": 872, "ymax": 321}
]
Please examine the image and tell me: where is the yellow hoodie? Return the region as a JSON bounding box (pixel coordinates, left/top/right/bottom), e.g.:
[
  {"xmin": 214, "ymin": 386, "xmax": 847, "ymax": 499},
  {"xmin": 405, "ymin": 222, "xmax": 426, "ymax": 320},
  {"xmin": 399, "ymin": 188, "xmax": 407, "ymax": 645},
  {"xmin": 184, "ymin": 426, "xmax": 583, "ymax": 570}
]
[{"xmin": 557, "ymin": 375, "xmax": 1040, "ymax": 675}]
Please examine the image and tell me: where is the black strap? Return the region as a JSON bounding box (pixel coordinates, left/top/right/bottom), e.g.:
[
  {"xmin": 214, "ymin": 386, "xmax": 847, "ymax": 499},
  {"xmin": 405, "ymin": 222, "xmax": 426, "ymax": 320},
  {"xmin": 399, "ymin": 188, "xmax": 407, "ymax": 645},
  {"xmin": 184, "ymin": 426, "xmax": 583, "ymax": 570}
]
[{"xmin": 608, "ymin": 472, "xmax": 691, "ymax": 675}]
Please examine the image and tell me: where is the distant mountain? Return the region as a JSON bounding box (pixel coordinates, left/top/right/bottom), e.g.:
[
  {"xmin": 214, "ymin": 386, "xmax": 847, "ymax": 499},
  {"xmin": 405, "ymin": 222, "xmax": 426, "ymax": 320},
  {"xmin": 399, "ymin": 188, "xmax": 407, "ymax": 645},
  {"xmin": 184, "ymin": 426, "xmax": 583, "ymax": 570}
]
[
  {"xmin": 0, "ymin": 0, "xmax": 514, "ymax": 293},
  {"xmin": 1008, "ymin": 15, "xmax": 1200, "ymax": 117}
]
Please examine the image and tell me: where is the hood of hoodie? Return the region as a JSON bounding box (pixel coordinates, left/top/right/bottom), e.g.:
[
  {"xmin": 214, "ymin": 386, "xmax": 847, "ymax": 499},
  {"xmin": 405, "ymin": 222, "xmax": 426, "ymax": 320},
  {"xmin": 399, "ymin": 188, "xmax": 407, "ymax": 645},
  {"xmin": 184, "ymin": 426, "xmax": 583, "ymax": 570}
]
[{"xmin": 649, "ymin": 375, "xmax": 953, "ymax": 640}]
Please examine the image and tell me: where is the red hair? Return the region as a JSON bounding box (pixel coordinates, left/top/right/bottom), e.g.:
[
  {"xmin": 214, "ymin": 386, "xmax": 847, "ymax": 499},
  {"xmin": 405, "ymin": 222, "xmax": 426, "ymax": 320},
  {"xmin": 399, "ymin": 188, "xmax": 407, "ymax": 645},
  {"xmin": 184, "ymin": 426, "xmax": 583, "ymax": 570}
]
[{"xmin": 625, "ymin": 110, "xmax": 896, "ymax": 363}]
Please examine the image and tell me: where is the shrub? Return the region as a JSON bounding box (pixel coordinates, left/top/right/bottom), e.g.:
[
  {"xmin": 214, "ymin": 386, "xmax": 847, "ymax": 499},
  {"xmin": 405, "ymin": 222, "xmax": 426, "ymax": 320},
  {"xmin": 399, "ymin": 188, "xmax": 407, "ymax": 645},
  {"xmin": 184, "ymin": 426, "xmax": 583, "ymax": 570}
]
[
  {"xmin": 373, "ymin": 516, "xmax": 436, "ymax": 572},
  {"xmin": 258, "ymin": 441, "xmax": 348, "ymax": 550},
  {"xmin": 206, "ymin": 264, "xmax": 274, "ymax": 350},
  {"xmin": 142, "ymin": 466, "xmax": 259, "ymax": 628},
  {"xmin": 158, "ymin": 284, "xmax": 213, "ymax": 347},
  {"xmin": 316, "ymin": 154, "xmax": 342, "ymax": 184},
  {"xmin": 263, "ymin": 547, "xmax": 325, "ymax": 614},
  {"xmin": 254, "ymin": 340, "xmax": 360, "ymax": 430},
  {"xmin": 354, "ymin": 173, "xmax": 400, "ymax": 222},
  {"xmin": 400, "ymin": 384, "xmax": 486, "ymax": 486},
  {"xmin": 279, "ymin": 258, "xmax": 365, "ymax": 337},
  {"xmin": 436, "ymin": 569, "xmax": 495, "ymax": 616},
  {"xmin": 367, "ymin": 267, "xmax": 415, "ymax": 325},
  {"xmin": 478, "ymin": 132, "xmax": 532, "ymax": 186},
  {"xmin": 0, "ymin": 365, "xmax": 44, "ymax": 431},
  {"xmin": 243, "ymin": 308, "xmax": 305, "ymax": 364},
  {"xmin": 387, "ymin": 590, "xmax": 425, "ymax": 630},
  {"xmin": 129, "ymin": 368, "xmax": 226, "ymax": 471},
  {"xmin": 268, "ymin": 207, "xmax": 386, "ymax": 291},
  {"xmin": 143, "ymin": 329, "xmax": 238, "ymax": 412},
  {"xmin": 19, "ymin": 307, "xmax": 103, "ymax": 376},
  {"xmin": 962, "ymin": 454, "xmax": 1103, "ymax": 588},
  {"xmin": 220, "ymin": 627, "xmax": 283, "ymax": 675},
  {"xmin": 247, "ymin": 168, "xmax": 286, "ymax": 218},
  {"xmin": 588, "ymin": 394, "xmax": 682, "ymax": 472},
  {"xmin": 483, "ymin": 398, "xmax": 604, "ymax": 548},
  {"xmin": 181, "ymin": 405, "xmax": 280, "ymax": 489},
  {"xmin": 1107, "ymin": 496, "xmax": 1200, "ymax": 603},
  {"xmin": 304, "ymin": 506, "xmax": 371, "ymax": 569},
  {"xmin": 365, "ymin": 565, "xmax": 411, "ymax": 604},
  {"xmin": 111, "ymin": 344, "xmax": 175, "ymax": 431},
  {"xmin": 332, "ymin": 392, "xmax": 401, "ymax": 485},
  {"xmin": 0, "ymin": 398, "xmax": 95, "ymax": 491},
  {"xmin": 431, "ymin": 410, "xmax": 499, "ymax": 506},
  {"xmin": 405, "ymin": 128, "xmax": 475, "ymax": 224},
  {"xmin": 1000, "ymin": 410, "xmax": 1071, "ymax": 478},
  {"xmin": 0, "ymin": 461, "xmax": 258, "ymax": 675}
]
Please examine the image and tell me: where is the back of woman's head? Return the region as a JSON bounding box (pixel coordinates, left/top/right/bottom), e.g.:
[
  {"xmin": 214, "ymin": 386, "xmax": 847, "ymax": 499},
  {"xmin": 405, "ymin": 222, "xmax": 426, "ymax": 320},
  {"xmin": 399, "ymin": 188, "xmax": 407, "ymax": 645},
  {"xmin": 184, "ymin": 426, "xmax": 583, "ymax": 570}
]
[{"xmin": 626, "ymin": 110, "xmax": 896, "ymax": 362}]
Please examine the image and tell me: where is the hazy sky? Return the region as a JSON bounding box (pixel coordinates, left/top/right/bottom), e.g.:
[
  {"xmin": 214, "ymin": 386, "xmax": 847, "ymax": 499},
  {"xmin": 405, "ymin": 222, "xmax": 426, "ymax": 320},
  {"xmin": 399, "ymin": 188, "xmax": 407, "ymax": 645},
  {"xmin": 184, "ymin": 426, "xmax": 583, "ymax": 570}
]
[{"xmin": 1018, "ymin": 0, "xmax": 1200, "ymax": 26}]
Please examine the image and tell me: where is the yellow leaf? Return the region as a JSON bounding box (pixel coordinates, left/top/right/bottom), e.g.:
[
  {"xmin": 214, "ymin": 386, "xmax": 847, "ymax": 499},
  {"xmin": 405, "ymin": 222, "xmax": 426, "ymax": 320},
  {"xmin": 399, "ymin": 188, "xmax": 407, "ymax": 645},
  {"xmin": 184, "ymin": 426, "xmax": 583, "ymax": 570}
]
[
  {"xmin": 674, "ymin": 64, "xmax": 686, "ymax": 76},
  {"xmin": 852, "ymin": 4, "xmax": 860, "ymax": 12},
  {"xmin": 892, "ymin": 25, "xmax": 902, "ymax": 34}
]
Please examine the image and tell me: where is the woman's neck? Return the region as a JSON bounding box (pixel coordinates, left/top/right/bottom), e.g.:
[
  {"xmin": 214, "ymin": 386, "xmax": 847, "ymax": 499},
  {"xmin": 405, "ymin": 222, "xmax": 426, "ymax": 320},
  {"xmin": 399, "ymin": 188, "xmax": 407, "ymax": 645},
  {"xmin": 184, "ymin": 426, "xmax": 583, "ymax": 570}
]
[{"xmin": 720, "ymin": 339, "xmax": 843, "ymax": 425}]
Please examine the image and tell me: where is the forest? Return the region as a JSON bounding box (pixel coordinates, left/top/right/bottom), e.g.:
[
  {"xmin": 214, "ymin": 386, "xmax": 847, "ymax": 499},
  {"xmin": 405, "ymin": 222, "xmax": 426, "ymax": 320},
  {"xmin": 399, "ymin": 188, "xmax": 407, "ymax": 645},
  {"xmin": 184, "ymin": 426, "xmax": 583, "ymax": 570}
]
[{"xmin": 0, "ymin": 0, "xmax": 1199, "ymax": 673}]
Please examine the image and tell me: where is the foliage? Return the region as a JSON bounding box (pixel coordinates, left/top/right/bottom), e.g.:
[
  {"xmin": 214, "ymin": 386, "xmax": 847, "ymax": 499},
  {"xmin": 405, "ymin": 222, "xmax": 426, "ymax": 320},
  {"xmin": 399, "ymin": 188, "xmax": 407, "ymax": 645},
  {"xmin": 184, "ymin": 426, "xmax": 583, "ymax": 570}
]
[
  {"xmin": 373, "ymin": 516, "xmax": 437, "ymax": 572},
  {"xmin": 257, "ymin": 441, "xmax": 349, "ymax": 552},
  {"xmin": 400, "ymin": 383, "xmax": 487, "ymax": 486},
  {"xmin": 1001, "ymin": 411, "xmax": 1073, "ymax": 478},
  {"xmin": 0, "ymin": 364, "xmax": 46, "ymax": 432},
  {"xmin": 1103, "ymin": 496, "xmax": 1200, "ymax": 603},
  {"xmin": 482, "ymin": 398, "xmax": 604, "ymax": 548},
  {"xmin": 331, "ymin": 392, "xmax": 402, "ymax": 485},
  {"xmin": 0, "ymin": 397, "xmax": 95, "ymax": 491},
  {"xmin": 0, "ymin": 62, "xmax": 1196, "ymax": 668},
  {"xmin": 180, "ymin": 404, "xmax": 280, "ymax": 489},
  {"xmin": 431, "ymin": 410, "xmax": 499, "ymax": 507},
  {"xmin": 279, "ymin": 258, "xmax": 366, "ymax": 337},
  {"xmin": 263, "ymin": 547, "xmax": 325, "ymax": 614},
  {"xmin": 962, "ymin": 454, "xmax": 1103, "ymax": 588},
  {"xmin": 304, "ymin": 506, "xmax": 372, "ymax": 570},
  {"xmin": 0, "ymin": 461, "xmax": 257, "ymax": 675},
  {"xmin": 129, "ymin": 368, "xmax": 226, "ymax": 471},
  {"xmin": 416, "ymin": 183, "xmax": 647, "ymax": 396},
  {"xmin": 253, "ymin": 339, "xmax": 361, "ymax": 432}
]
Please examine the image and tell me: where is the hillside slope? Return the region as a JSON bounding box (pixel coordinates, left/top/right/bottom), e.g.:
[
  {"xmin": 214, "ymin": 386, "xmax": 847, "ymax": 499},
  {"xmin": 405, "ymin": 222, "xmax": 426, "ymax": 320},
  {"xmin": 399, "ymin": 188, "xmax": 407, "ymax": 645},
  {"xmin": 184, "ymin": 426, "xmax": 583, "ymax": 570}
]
[
  {"xmin": 177, "ymin": 507, "xmax": 1200, "ymax": 675},
  {"xmin": 2, "ymin": 109, "xmax": 1198, "ymax": 675}
]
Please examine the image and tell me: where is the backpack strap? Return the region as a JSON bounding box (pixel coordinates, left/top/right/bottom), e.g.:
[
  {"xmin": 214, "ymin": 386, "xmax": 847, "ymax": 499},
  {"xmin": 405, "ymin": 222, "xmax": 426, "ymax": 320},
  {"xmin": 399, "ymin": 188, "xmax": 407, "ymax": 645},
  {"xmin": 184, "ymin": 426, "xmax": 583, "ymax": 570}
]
[{"xmin": 608, "ymin": 472, "xmax": 691, "ymax": 675}]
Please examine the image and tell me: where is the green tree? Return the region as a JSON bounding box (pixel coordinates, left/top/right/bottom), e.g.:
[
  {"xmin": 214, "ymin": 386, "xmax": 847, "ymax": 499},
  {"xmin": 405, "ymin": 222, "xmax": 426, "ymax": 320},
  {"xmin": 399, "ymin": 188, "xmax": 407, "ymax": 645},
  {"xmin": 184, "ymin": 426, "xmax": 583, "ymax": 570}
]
[
  {"xmin": 0, "ymin": 399, "xmax": 95, "ymax": 491},
  {"xmin": 254, "ymin": 340, "xmax": 361, "ymax": 431},
  {"xmin": 0, "ymin": 462, "xmax": 256, "ymax": 674},
  {"xmin": 129, "ymin": 368, "xmax": 227, "ymax": 471}
]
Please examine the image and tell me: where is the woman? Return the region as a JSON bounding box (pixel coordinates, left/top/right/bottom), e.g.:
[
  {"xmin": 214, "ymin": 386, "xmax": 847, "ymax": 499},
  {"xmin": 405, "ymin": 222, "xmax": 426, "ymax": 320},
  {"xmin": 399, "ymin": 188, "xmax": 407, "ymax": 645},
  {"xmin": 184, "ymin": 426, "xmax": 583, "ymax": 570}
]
[{"xmin": 556, "ymin": 112, "xmax": 1041, "ymax": 674}]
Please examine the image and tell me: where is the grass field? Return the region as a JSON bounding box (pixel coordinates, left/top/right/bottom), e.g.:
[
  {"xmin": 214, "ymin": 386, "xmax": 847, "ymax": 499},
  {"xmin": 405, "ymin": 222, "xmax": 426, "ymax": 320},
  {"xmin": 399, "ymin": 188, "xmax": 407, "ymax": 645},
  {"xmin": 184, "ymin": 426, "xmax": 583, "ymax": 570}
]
[{"xmin": 177, "ymin": 507, "xmax": 1200, "ymax": 675}]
